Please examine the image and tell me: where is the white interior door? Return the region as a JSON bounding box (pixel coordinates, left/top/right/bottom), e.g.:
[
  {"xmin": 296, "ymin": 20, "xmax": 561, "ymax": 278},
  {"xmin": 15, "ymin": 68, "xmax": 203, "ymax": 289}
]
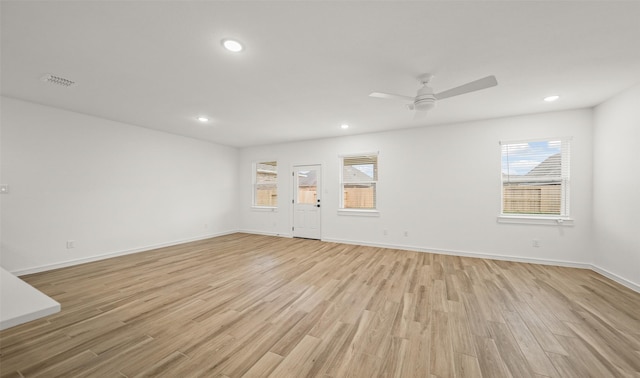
[{"xmin": 292, "ymin": 165, "xmax": 321, "ymax": 239}]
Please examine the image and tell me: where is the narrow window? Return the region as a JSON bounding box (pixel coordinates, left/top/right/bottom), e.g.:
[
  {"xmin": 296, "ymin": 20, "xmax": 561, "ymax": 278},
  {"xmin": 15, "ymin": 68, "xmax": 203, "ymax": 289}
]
[
  {"xmin": 501, "ymin": 139, "xmax": 570, "ymax": 216},
  {"xmin": 254, "ymin": 161, "xmax": 277, "ymax": 207},
  {"xmin": 341, "ymin": 154, "xmax": 378, "ymax": 209}
]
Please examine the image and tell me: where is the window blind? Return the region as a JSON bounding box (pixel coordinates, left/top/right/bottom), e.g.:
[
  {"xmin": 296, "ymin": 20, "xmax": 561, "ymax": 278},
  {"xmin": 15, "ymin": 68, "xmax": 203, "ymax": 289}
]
[
  {"xmin": 255, "ymin": 161, "xmax": 277, "ymax": 207},
  {"xmin": 341, "ymin": 154, "xmax": 378, "ymax": 209},
  {"xmin": 501, "ymin": 139, "xmax": 570, "ymax": 216}
]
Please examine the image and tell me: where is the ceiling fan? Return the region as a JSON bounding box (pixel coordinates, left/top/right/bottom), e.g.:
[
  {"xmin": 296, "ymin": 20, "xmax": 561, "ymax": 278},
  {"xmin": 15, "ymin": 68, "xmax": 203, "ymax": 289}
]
[{"xmin": 370, "ymin": 74, "xmax": 498, "ymax": 115}]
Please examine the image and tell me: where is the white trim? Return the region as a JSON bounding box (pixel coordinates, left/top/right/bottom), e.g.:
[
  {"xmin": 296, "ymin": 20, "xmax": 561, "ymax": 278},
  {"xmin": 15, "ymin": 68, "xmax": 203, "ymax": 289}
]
[
  {"xmin": 321, "ymin": 236, "xmax": 592, "ymax": 269},
  {"xmin": 238, "ymin": 229, "xmax": 292, "ymax": 238},
  {"xmin": 497, "ymin": 215, "xmax": 574, "ymax": 226},
  {"xmin": 338, "ymin": 151, "xmax": 380, "ymax": 158},
  {"xmin": 321, "ymin": 237, "xmax": 637, "ymax": 293},
  {"xmin": 250, "ymin": 206, "xmax": 278, "ymax": 212},
  {"xmin": 10, "ymin": 230, "xmax": 237, "ymax": 277},
  {"xmin": 248, "ymin": 232, "xmax": 639, "ymax": 293},
  {"xmin": 337, "ymin": 209, "xmax": 380, "ymax": 217},
  {"xmin": 590, "ymin": 265, "xmax": 640, "ymax": 293},
  {"xmin": 499, "ymin": 136, "xmax": 573, "ymax": 145}
]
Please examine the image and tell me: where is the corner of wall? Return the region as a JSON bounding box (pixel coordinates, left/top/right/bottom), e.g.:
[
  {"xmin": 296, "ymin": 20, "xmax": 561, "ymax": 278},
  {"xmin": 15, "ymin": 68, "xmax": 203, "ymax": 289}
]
[{"xmin": 590, "ymin": 82, "xmax": 640, "ymax": 291}]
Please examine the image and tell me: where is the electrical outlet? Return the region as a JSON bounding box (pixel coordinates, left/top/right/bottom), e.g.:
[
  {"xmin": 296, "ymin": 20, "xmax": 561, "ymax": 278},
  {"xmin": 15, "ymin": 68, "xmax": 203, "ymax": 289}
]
[
  {"xmin": 532, "ymin": 239, "xmax": 540, "ymax": 248},
  {"xmin": 0, "ymin": 184, "xmax": 8, "ymax": 194},
  {"xmin": 66, "ymin": 240, "xmax": 76, "ymax": 249},
  {"xmin": 404, "ymin": 231, "xmax": 409, "ymax": 237},
  {"xmin": 383, "ymin": 229, "xmax": 388, "ymax": 236}
]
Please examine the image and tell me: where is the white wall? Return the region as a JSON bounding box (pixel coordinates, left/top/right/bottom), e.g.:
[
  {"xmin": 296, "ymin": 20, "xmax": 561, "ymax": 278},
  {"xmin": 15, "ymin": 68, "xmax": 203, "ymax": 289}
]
[
  {"xmin": 593, "ymin": 83, "xmax": 640, "ymax": 290},
  {"xmin": 0, "ymin": 97, "xmax": 239, "ymax": 274},
  {"xmin": 240, "ymin": 109, "xmax": 594, "ymax": 266}
]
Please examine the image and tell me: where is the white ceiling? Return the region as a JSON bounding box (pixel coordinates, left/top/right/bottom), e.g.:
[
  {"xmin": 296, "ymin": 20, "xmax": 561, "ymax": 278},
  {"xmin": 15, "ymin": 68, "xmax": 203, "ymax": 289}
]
[{"xmin": 2, "ymin": 1, "xmax": 640, "ymax": 148}]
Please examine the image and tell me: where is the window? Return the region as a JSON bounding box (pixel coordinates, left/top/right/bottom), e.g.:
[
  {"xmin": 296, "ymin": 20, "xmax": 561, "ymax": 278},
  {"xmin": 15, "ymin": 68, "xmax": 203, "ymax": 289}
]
[
  {"xmin": 340, "ymin": 154, "xmax": 378, "ymax": 210},
  {"xmin": 500, "ymin": 139, "xmax": 570, "ymax": 217},
  {"xmin": 254, "ymin": 161, "xmax": 277, "ymax": 207}
]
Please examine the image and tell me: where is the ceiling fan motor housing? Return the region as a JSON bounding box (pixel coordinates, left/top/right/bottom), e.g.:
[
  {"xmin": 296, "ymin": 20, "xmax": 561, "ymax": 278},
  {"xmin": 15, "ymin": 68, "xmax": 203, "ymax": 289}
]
[{"xmin": 415, "ymin": 85, "xmax": 436, "ymax": 111}]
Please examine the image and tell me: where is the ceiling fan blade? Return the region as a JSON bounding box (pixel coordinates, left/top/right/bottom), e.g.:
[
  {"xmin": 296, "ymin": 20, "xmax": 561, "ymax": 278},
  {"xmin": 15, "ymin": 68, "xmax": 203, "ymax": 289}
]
[
  {"xmin": 369, "ymin": 92, "xmax": 414, "ymax": 102},
  {"xmin": 434, "ymin": 75, "xmax": 497, "ymax": 100}
]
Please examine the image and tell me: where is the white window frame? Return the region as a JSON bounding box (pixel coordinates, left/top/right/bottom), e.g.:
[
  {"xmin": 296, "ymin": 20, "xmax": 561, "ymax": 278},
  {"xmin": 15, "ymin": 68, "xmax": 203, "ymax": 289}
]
[
  {"xmin": 498, "ymin": 138, "xmax": 573, "ymax": 226},
  {"xmin": 252, "ymin": 160, "xmax": 278, "ymax": 210},
  {"xmin": 338, "ymin": 152, "xmax": 380, "ymax": 216}
]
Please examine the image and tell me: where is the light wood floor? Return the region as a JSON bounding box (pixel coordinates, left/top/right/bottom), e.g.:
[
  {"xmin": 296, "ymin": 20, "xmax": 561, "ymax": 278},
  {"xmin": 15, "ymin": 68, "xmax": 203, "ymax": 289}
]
[{"xmin": 1, "ymin": 233, "xmax": 639, "ymax": 377}]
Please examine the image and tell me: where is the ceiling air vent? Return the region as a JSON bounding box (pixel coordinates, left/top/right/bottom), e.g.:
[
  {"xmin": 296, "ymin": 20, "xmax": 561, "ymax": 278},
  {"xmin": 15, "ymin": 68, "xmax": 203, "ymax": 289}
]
[{"xmin": 41, "ymin": 74, "xmax": 75, "ymax": 87}]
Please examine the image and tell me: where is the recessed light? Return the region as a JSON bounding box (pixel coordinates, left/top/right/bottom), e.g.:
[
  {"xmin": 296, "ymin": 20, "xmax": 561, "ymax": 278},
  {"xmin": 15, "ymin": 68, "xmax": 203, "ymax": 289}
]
[
  {"xmin": 197, "ymin": 116, "xmax": 209, "ymax": 122},
  {"xmin": 222, "ymin": 39, "xmax": 243, "ymax": 52},
  {"xmin": 544, "ymin": 95, "xmax": 560, "ymax": 102},
  {"xmin": 341, "ymin": 124, "xmax": 349, "ymax": 129}
]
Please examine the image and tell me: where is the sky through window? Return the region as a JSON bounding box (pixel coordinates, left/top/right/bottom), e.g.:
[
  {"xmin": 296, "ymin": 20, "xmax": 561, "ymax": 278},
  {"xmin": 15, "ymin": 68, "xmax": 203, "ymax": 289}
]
[{"xmin": 502, "ymin": 140, "xmax": 561, "ymax": 176}]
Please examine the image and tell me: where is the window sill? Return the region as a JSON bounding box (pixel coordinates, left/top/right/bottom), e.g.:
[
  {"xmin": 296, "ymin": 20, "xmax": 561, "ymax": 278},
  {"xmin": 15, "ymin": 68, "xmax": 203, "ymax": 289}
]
[
  {"xmin": 251, "ymin": 206, "xmax": 278, "ymax": 212},
  {"xmin": 497, "ymin": 215, "xmax": 574, "ymax": 226},
  {"xmin": 338, "ymin": 209, "xmax": 380, "ymax": 217}
]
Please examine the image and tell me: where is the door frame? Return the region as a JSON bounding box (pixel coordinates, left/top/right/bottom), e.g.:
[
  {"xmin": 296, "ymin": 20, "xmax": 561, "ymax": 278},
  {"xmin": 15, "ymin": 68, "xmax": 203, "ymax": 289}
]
[{"xmin": 291, "ymin": 163, "xmax": 322, "ymax": 239}]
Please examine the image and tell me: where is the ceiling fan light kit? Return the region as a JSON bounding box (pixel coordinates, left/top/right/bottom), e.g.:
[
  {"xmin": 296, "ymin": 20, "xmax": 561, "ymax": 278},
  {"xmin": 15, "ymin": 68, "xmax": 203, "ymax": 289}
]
[
  {"xmin": 370, "ymin": 74, "xmax": 498, "ymax": 116},
  {"xmin": 414, "ymin": 76, "xmax": 436, "ymax": 111}
]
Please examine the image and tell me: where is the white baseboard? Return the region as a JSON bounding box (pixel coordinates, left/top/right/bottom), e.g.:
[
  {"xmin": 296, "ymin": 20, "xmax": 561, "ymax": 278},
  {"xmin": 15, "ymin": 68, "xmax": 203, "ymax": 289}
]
[
  {"xmin": 322, "ymin": 237, "xmax": 640, "ymax": 292},
  {"xmin": 590, "ymin": 265, "xmax": 640, "ymax": 293},
  {"xmin": 321, "ymin": 237, "xmax": 592, "ymax": 269},
  {"xmin": 321, "ymin": 237, "xmax": 640, "ymax": 293},
  {"xmin": 11, "ymin": 230, "xmax": 238, "ymax": 277},
  {"xmin": 11, "ymin": 230, "xmax": 638, "ymax": 294},
  {"xmin": 238, "ymin": 229, "xmax": 293, "ymax": 238}
]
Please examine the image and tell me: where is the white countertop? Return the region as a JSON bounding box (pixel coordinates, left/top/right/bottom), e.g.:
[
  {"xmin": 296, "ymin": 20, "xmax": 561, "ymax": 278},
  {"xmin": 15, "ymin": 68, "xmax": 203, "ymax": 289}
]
[{"xmin": 0, "ymin": 267, "xmax": 61, "ymax": 331}]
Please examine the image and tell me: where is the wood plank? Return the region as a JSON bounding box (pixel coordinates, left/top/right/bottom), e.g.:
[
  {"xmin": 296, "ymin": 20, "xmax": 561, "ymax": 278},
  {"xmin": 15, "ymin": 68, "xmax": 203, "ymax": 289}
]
[
  {"xmin": 399, "ymin": 321, "xmax": 431, "ymax": 377},
  {"xmin": 488, "ymin": 321, "xmax": 536, "ymax": 378},
  {"xmin": 449, "ymin": 307, "xmax": 477, "ymax": 357},
  {"xmin": 502, "ymin": 310, "xmax": 559, "ymax": 377},
  {"xmin": 267, "ymin": 335, "xmax": 322, "ymax": 377},
  {"xmin": 430, "ymin": 310, "xmax": 454, "ymax": 377},
  {"xmin": 454, "ymin": 352, "xmax": 483, "ymax": 378},
  {"xmin": 474, "ymin": 336, "xmax": 512, "ymax": 378},
  {"xmin": 241, "ymin": 352, "xmax": 283, "ymax": 378},
  {"xmin": 306, "ymin": 320, "xmax": 358, "ymax": 377},
  {"xmin": 378, "ymin": 336, "xmax": 407, "ymax": 378},
  {"xmin": 555, "ymin": 334, "xmax": 623, "ymax": 377}
]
